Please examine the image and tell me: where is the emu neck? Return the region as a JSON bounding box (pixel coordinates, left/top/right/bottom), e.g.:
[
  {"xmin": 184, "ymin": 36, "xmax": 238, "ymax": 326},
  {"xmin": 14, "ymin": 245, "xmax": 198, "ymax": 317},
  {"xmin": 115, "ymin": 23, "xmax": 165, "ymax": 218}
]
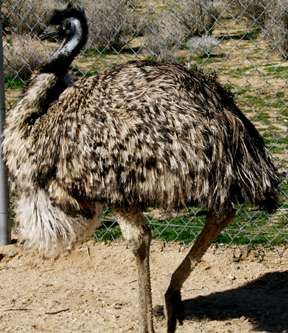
[
  {"xmin": 10, "ymin": 73, "xmax": 68, "ymax": 126},
  {"xmin": 41, "ymin": 19, "xmax": 85, "ymax": 76}
]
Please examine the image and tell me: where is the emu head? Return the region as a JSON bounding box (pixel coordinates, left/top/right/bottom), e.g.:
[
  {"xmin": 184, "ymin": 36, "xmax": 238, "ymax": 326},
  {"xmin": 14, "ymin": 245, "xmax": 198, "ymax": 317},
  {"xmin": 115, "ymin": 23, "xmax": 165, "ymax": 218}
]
[
  {"xmin": 47, "ymin": 4, "xmax": 88, "ymax": 45},
  {"xmin": 40, "ymin": 3, "xmax": 89, "ymax": 75}
]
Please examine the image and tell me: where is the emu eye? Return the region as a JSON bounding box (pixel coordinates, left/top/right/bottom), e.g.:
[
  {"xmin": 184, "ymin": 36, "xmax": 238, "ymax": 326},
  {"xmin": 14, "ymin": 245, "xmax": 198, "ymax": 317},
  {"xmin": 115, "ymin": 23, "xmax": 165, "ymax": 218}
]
[
  {"xmin": 64, "ymin": 21, "xmax": 72, "ymax": 31},
  {"xmin": 53, "ymin": 25, "xmax": 64, "ymax": 39}
]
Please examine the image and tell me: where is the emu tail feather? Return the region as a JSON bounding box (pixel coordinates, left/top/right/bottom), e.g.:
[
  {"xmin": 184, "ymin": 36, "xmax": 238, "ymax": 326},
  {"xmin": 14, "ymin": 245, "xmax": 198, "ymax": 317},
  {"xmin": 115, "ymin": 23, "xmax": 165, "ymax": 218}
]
[{"xmin": 16, "ymin": 190, "xmax": 102, "ymax": 255}]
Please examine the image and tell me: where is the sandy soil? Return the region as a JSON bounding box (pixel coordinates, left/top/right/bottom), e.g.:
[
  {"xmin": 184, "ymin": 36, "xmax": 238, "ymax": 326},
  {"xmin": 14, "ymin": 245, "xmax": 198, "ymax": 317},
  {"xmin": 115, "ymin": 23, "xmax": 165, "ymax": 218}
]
[{"xmin": 0, "ymin": 240, "xmax": 287, "ymax": 333}]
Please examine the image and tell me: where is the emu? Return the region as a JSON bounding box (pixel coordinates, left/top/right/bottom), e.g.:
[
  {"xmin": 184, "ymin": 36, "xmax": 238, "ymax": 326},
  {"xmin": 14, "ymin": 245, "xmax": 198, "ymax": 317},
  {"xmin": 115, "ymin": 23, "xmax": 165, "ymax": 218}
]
[{"xmin": 2, "ymin": 4, "xmax": 278, "ymax": 333}]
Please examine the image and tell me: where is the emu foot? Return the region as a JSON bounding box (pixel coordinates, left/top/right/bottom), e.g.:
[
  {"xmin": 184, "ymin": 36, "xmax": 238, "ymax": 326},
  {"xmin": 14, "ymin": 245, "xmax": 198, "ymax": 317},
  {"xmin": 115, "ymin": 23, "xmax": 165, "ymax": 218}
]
[
  {"xmin": 164, "ymin": 289, "xmax": 184, "ymax": 333},
  {"xmin": 153, "ymin": 304, "xmax": 165, "ymax": 318}
]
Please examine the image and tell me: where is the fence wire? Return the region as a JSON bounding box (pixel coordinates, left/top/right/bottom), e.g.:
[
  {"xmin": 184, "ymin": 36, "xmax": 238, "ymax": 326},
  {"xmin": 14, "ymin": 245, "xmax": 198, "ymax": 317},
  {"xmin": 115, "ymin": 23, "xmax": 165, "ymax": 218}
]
[{"xmin": 1, "ymin": 0, "xmax": 288, "ymax": 246}]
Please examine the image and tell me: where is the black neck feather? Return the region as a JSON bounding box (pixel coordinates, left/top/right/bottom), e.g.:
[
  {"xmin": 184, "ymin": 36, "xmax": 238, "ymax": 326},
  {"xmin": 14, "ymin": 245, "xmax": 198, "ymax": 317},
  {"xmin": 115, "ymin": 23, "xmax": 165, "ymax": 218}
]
[{"xmin": 40, "ymin": 7, "xmax": 88, "ymax": 77}]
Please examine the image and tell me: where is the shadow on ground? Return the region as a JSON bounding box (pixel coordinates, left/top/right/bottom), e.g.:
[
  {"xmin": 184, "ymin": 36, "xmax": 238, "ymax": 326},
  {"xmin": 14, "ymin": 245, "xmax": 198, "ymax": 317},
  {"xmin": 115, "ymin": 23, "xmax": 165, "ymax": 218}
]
[
  {"xmin": 218, "ymin": 31, "xmax": 258, "ymax": 40},
  {"xmin": 182, "ymin": 271, "xmax": 288, "ymax": 332}
]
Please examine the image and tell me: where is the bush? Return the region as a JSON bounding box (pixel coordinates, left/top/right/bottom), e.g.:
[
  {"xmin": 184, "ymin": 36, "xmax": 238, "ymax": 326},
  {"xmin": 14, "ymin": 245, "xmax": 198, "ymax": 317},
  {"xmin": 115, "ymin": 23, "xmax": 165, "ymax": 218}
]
[
  {"xmin": 230, "ymin": 0, "xmax": 268, "ymax": 28},
  {"xmin": 78, "ymin": 0, "xmax": 134, "ymax": 50},
  {"xmin": 143, "ymin": 10, "xmax": 187, "ymax": 61},
  {"xmin": 169, "ymin": 0, "xmax": 219, "ymax": 36},
  {"xmin": 186, "ymin": 36, "xmax": 220, "ymax": 56},
  {"xmin": 3, "ymin": 34, "xmax": 50, "ymax": 80},
  {"xmin": 2, "ymin": 0, "xmax": 63, "ymax": 35},
  {"xmin": 263, "ymin": 0, "xmax": 288, "ymax": 59},
  {"xmin": 143, "ymin": 0, "xmax": 219, "ymax": 61},
  {"xmin": 125, "ymin": 5, "xmax": 156, "ymax": 38}
]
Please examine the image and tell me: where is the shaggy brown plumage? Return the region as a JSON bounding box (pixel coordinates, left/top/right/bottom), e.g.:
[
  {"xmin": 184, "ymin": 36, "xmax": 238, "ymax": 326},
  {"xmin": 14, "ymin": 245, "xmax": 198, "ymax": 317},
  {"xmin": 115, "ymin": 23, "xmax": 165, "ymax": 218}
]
[
  {"xmin": 5, "ymin": 61, "xmax": 278, "ymax": 211},
  {"xmin": 52, "ymin": 61, "xmax": 278, "ymax": 213},
  {"xmin": 2, "ymin": 4, "xmax": 279, "ymax": 333}
]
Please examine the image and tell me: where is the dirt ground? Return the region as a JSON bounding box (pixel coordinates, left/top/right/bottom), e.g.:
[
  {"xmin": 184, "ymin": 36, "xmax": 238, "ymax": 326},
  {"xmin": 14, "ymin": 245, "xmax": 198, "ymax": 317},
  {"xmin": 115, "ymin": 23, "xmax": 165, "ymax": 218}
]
[{"xmin": 0, "ymin": 240, "xmax": 287, "ymax": 333}]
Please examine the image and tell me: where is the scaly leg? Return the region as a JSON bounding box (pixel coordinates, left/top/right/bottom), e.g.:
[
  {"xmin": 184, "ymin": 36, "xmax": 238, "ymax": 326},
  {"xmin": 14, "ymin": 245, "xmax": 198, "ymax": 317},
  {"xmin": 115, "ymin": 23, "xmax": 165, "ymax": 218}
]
[
  {"xmin": 114, "ymin": 208, "xmax": 155, "ymax": 333},
  {"xmin": 165, "ymin": 209, "xmax": 236, "ymax": 333}
]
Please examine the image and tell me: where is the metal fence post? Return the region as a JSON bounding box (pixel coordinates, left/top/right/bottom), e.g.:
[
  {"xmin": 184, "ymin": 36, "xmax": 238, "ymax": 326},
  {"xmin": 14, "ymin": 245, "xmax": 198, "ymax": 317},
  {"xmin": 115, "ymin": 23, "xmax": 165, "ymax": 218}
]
[{"xmin": 0, "ymin": 7, "xmax": 10, "ymax": 245}]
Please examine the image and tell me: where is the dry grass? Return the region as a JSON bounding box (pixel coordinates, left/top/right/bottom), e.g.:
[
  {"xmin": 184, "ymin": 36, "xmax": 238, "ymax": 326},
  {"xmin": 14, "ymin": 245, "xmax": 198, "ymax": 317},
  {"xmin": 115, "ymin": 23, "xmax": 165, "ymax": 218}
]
[{"xmin": 228, "ymin": 0, "xmax": 288, "ymax": 59}]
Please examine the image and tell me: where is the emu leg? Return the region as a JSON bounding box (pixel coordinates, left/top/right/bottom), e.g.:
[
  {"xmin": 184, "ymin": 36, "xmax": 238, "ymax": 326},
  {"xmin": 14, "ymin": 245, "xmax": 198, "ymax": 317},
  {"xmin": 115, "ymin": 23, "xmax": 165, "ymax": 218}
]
[
  {"xmin": 165, "ymin": 209, "xmax": 236, "ymax": 333},
  {"xmin": 114, "ymin": 208, "xmax": 155, "ymax": 333}
]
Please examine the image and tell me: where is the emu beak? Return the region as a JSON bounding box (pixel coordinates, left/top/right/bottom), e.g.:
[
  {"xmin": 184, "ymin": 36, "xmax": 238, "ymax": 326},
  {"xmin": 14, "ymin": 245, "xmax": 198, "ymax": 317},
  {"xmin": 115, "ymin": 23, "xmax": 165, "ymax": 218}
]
[{"xmin": 39, "ymin": 27, "xmax": 60, "ymax": 41}]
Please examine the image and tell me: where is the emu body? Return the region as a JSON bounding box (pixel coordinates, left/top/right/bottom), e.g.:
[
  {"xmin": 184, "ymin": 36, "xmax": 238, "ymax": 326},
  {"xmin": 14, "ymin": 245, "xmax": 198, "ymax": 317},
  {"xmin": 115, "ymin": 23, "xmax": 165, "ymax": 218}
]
[
  {"xmin": 5, "ymin": 62, "xmax": 278, "ymax": 212},
  {"xmin": 2, "ymin": 4, "xmax": 278, "ymax": 333}
]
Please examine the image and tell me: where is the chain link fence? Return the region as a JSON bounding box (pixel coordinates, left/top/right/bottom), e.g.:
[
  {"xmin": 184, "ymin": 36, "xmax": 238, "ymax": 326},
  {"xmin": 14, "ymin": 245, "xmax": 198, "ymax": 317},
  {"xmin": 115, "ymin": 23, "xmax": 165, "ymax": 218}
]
[{"xmin": 1, "ymin": 0, "xmax": 288, "ymax": 246}]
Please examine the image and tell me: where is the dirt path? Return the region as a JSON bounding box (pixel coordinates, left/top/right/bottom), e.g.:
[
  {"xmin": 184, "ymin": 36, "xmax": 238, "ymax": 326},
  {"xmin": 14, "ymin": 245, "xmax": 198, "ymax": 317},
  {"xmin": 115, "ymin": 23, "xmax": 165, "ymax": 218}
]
[{"xmin": 0, "ymin": 241, "xmax": 287, "ymax": 333}]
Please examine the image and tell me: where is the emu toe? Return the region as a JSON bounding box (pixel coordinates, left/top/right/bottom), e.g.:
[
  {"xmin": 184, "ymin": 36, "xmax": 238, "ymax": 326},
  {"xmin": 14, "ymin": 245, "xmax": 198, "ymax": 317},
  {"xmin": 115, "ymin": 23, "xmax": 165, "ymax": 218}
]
[{"xmin": 164, "ymin": 289, "xmax": 184, "ymax": 333}]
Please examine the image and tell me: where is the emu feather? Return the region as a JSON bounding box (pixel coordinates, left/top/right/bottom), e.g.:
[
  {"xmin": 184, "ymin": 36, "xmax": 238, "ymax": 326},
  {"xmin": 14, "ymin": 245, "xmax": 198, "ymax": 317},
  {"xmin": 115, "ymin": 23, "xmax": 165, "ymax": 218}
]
[{"xmin": 16, "ymin": 190, "xmax": 102, "ymax": 254}]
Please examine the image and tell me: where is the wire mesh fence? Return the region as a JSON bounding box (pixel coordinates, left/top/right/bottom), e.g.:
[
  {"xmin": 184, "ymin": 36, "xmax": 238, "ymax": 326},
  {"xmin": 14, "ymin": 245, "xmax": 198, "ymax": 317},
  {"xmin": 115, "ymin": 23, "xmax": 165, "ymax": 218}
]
[{"xmin": 1, "ymin": 0, "xmax": 287, "ymax": 246}]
